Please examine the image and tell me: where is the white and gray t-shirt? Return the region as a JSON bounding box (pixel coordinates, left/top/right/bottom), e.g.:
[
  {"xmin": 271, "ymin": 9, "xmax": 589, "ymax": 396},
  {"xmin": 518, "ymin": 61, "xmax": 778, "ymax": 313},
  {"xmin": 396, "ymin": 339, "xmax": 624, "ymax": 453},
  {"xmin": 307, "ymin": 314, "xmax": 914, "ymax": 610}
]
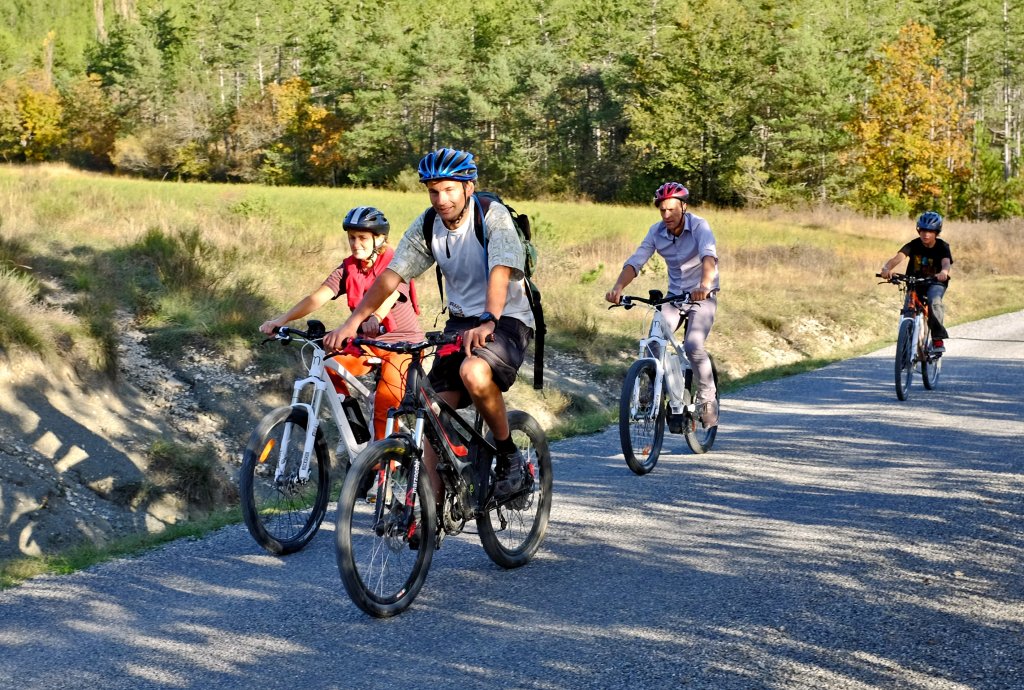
[{"xmin": 388, "ymin": 197, "xmax": 535, "ymax": 327}]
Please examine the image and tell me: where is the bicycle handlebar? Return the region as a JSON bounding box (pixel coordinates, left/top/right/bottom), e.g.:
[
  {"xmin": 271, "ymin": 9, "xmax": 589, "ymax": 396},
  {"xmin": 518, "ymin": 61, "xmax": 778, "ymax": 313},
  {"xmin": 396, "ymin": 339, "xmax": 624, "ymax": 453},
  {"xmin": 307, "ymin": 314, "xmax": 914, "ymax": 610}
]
[
  {"xmin": 347, "ymin": 331, "xmax": 461, "ymax": 355},
  {"xmin": 876, "ymin": 273, "xmax": 939, "ymax": 287},
  {"xmin": 264, "ymin": 319, "xmax": 389, "ymax": 354},
  {"xmin": 609, "ymin": 288, "xmax": 719, "ymax": 310},
  {"xmin": 262, "ymin": 320, "xmax": 327, "ymax": 347}
]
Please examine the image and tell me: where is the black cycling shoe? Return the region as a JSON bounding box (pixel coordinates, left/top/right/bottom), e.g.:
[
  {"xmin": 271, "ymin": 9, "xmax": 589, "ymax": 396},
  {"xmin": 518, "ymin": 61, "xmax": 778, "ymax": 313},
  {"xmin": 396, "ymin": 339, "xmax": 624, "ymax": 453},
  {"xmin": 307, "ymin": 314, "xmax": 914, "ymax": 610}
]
[{"xmin": 493, "ymin": 449, "xmax": 526, "ymax": 498}]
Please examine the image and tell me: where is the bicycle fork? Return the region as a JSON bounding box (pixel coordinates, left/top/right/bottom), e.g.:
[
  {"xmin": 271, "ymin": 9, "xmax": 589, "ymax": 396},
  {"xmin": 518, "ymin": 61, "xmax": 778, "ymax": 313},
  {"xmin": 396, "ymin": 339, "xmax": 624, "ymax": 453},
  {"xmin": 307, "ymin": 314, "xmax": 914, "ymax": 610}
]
[
  {"xmin": 635, "ymin": 337, "xmax": 667, "ymax": 422},
  {"xmin": 907, "ymin": 313, "xmax": 926, "ymax": 370}
]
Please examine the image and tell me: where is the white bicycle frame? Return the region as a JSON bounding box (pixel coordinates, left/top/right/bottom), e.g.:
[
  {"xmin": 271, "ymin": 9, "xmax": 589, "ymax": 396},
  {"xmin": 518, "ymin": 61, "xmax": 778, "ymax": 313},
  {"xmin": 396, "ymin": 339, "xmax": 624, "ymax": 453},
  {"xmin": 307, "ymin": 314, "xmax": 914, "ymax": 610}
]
[
  {"xmin": 273, "ymin": 340, "xmax": 376, "ymax": 484},
  {"xmin": 633, "ymin": 305, "xmax": 696, "ymax": 420},
  {"xmin": 898, "ymin": 289, "xmax": 929, "ymax": 371}
]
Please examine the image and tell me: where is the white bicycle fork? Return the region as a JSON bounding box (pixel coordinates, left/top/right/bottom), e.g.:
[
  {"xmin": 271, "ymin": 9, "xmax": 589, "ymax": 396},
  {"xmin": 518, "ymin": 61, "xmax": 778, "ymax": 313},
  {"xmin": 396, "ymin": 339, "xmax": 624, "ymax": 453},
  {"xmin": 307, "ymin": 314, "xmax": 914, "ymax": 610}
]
[{"xmin": 273, "ymin": 351, "xmax": 373, "ymax": 483}]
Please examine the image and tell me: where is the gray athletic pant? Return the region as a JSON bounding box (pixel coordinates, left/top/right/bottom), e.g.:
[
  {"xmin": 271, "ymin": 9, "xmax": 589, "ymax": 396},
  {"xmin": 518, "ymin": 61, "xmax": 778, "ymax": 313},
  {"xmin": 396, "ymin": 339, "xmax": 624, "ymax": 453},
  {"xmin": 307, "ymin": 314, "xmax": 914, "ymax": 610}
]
[{"xmin": 662, "ymin": 296, "xmax": 718, "ymax": 404}]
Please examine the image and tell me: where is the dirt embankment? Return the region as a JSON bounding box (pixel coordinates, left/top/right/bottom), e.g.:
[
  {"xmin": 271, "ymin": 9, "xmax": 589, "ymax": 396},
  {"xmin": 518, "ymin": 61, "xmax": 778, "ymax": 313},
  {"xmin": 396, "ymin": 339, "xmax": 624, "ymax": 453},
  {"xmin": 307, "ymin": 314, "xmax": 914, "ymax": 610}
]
[
  {"xmin": 0, "ymin": 315, "xmax": 607, "ymax": 563},
  {"xmin": 0, "ymin": 316, "xmax": 274, "ymax": 562}
]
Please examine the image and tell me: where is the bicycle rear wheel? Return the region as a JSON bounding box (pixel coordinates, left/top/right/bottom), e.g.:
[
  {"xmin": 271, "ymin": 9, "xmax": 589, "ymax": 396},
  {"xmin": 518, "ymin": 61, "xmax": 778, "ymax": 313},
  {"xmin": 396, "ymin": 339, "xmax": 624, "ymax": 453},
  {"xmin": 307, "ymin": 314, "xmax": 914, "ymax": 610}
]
[
  {"xmin": 683, "ymin": 356, "xmax": 719, "ymax": 454},
  {"xmin": 895, "ymin": 319, "xmax": 914, "ymax": 400},
  {"xmin": 239, "ymin": 406, "xmax": 330, "ymax": 555},
  {"xmin": 619, "ymin": 359, "xmax": 666, "ymax": 475},
  {"xmin": 336, "ymin": 436, "xmax": 436, "ymax": 618},
  {"xmin": 478, "ymin": 410, "xmax": 552, "ymax": 568},
  {"xmin": 921, "ymin": 324, "xmax": 942, "ymax": 390}
]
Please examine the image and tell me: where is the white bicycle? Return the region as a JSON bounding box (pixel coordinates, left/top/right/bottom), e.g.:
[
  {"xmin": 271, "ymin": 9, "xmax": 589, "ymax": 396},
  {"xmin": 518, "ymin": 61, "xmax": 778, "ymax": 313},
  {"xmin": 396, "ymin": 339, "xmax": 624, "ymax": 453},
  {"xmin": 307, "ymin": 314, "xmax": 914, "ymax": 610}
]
[
  {"xmin": 239, "ymin": 320, "xmax": 379, "ymax": 554},
  {"xmin": 611, "ymin": 290, "xmax": 720, "ymax": 475}
]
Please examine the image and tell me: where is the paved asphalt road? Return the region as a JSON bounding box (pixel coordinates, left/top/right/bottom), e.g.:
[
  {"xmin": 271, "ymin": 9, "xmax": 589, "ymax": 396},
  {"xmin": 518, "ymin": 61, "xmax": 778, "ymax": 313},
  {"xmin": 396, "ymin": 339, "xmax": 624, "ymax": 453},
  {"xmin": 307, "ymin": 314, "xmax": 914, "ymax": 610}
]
[{"xmin": 2, "ymin": 312, "xmax": 1022, "ymax": 690}]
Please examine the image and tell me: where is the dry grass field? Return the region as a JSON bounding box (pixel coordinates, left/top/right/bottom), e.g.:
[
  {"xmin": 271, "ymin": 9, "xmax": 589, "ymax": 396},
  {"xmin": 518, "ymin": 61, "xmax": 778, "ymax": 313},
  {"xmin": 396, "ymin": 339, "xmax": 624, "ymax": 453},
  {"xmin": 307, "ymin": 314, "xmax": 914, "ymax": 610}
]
[{"xmin": 3, "ymin": 163, "xmax": 1023, "ymax": 423}]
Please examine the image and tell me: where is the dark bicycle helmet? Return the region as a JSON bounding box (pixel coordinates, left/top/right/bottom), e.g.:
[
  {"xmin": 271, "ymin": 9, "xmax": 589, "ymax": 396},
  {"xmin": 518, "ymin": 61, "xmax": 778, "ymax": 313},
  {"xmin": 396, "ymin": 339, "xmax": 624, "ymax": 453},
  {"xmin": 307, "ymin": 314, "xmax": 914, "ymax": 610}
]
[
  {"xmin": 916, "ymin": 211, "xmax": 943, "ymax": 234},
  {"xmin": 417, "ymin": 147, "xmax": 478, "ymax": 182},
  {"xmin": 343, "ymin": 206, "xmax": 389, "ymax": 235},
  {"xmin": 654, "ymin": 182, "xmax": 689, "ymax": 207}
]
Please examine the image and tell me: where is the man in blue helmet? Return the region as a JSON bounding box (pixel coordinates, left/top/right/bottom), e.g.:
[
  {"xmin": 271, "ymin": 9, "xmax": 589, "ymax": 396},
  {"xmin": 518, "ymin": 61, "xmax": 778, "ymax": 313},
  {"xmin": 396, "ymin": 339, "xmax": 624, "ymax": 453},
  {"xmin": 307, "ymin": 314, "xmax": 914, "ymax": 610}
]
[
  {"xmin": 325, "ymin": 147, "xmax": 534, "ymax": 503},
  {"xmin": 880, "ymin": 211, "xmax": 953, "ymax": 352}
]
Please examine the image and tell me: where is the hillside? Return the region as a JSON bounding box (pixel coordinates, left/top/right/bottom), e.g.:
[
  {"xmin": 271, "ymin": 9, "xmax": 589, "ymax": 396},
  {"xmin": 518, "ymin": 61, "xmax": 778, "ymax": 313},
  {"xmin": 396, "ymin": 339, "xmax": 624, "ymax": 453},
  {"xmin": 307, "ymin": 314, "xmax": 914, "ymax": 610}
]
[
  {"xmin": 0, "ymin": 313, "xmax": 607, "ymax": 562},
  {"xmin": 3, "ymin": 165, "xmax": 1024, "ymax": 568}
]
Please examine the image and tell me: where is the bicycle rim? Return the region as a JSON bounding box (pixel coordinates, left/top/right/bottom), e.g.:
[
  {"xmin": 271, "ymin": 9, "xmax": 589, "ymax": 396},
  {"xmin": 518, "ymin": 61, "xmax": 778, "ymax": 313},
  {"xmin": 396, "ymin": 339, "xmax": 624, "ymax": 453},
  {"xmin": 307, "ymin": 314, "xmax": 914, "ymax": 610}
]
[
  {"xmin": 336, "ymin": 439, "xmax": 436, "ymax": 618},
  {"xmin": 679, "ymin": 358, "xmax": 720, "ymax": 454},
  {"xmin": 478, "ymin": 410, "xmax": 552, "ymax": 568},
  {"xmin": 618, "ymin": 359, "xmax": 665, "ymax": 474},
  {"xmin": 240, "ymin": 406, "xmax": 330, "ymax": 555},
  {"xmin": 922, "ymin": 347, "xmax": 942, "ymax": 390}
]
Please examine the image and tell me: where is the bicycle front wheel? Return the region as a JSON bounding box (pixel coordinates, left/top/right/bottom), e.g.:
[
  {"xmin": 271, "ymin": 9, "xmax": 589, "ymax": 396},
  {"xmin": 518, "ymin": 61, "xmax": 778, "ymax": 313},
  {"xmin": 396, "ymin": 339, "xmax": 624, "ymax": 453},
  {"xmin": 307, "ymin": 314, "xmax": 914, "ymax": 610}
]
[
  {"xmin": 895, "ymin": 319, "xmax": 914, "ymax": 400},
  {"xmin": 619, "ymin": 359, "xmax": 666, "ymax": 475},
  {"xmin": 683, "ymin": 356, "xmax": 719, "ymax": 454},
  {"xmin": 336, "ymin": 436, "xmax": 436, "ymax": 618},
  {"xmin": 478, "ymin": 410, "xmax": 553, "ymax": 568},
  {"xmin": 239, "ymin": 406, "xmax": 330, "ymax": 555}
]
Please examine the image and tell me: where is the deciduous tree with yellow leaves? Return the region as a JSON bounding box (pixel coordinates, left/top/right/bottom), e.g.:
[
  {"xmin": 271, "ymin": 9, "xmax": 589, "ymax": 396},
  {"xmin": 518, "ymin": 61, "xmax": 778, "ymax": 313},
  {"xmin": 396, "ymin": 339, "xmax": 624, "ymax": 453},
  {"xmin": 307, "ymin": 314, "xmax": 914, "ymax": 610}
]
[{"xmin": 848, "ymin": 21, "xmax": 972, "ymax": 215}]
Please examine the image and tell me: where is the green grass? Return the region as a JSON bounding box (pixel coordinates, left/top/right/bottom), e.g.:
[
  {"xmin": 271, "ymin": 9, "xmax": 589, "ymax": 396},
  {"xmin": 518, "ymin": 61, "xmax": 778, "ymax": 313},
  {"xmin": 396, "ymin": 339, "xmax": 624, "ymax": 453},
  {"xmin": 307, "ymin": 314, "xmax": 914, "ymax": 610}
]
[{"xmin": 0, "ymin": 508, "xmax": 242, "ymax": 590}]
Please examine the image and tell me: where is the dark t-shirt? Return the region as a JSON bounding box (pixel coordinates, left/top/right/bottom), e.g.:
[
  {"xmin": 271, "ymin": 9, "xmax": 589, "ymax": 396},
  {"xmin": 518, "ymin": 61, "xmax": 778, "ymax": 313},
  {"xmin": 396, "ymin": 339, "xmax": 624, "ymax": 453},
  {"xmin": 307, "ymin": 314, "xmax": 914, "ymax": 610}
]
[{"xmin": 899, "ymin": 237, "xmax": 953, "ymax": 280}]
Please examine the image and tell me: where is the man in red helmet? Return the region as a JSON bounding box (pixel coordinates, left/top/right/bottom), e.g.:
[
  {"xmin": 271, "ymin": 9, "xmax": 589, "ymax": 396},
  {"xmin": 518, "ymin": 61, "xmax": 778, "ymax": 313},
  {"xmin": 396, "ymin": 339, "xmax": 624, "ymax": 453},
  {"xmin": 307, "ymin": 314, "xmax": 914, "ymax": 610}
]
[{"xmin": 605, "ymin": 182, "xmax": 720, "ymax": 428}]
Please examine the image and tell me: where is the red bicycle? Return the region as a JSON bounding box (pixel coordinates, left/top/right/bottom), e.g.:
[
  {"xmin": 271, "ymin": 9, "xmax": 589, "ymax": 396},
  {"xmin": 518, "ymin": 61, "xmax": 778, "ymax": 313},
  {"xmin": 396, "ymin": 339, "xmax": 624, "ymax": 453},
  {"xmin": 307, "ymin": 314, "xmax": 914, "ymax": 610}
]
[{"xmin": 878, "ymin": 273, "xmax": 942, "ymax": 401}]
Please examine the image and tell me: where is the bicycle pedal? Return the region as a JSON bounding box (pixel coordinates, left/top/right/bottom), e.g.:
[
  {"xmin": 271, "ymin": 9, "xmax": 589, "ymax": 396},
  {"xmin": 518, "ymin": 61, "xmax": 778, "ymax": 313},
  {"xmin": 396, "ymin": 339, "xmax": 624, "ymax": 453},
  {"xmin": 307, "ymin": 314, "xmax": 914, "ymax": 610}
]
[{"xmin": 667, "ymin": 413, "xmax": 685, "ymax": 434}]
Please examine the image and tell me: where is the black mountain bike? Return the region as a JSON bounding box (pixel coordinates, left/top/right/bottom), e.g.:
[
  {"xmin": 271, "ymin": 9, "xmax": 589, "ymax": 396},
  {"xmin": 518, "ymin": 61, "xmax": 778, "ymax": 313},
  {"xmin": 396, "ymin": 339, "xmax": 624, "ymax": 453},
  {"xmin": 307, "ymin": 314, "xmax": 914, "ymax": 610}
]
[{"xmin": 335, "ymin": 331, "xmax": 552, "ymax": 618}]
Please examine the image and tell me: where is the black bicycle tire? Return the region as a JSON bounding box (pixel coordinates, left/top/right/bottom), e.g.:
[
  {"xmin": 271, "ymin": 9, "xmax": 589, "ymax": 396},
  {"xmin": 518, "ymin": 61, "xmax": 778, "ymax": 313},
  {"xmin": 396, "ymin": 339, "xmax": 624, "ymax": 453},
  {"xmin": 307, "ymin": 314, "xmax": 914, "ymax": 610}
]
[
  {"xmin": 335, "ymin": 436, "xmax": 437, "ymax": 618},
  {"xmin": 618, "ymin": 359, "xmax": 666, "ymax": 475},
  {"xmin": 239, "ymin": 406, "xmax": 330, "ymax": 555},
  {"xmin": 895, "ymin": 319, "xmax": 914, "ymax": 400},
  {"xmin": 477, "ymin": 410, "xmax": 553, "ymax": 568},
  {"xmin": 921, "ymin": 323, "xmax": 941, "ymax": 390},
  {"xmin": 683, "ymin": 356, "xmax": 719, "ymax": 454}
]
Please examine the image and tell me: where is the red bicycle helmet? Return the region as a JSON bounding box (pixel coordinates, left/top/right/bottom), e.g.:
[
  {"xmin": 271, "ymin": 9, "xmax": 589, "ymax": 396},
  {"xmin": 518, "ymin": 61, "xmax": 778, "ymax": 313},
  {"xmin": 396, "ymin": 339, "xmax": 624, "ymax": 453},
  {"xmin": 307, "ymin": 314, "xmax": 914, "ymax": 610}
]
[{"xmin": 654, "ymin": 182, "xmax": 689, "ymax": 207}]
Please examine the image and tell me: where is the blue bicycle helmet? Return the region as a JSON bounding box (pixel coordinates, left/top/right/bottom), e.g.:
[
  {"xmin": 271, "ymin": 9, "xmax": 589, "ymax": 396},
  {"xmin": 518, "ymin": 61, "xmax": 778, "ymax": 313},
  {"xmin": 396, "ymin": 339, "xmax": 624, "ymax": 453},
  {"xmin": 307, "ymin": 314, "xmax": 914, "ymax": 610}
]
[
  {"xmin": 417, "ymin": 148, "xmax": 478, "ymax": 182},
  {"xmin": 916, "ymin": 211, "xmax": 943, "ymax": 234}
]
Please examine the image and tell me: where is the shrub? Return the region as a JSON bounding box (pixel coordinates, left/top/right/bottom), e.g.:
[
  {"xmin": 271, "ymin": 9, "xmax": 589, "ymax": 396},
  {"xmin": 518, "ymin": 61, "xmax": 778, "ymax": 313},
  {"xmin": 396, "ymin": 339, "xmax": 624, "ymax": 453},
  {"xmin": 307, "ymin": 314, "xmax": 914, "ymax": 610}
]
[
  {"xmin": 0, "ymin": 266, "xmax": 47, "ymax": 352},
  {"xmin": 147, "ymin": 439, "xmax": 225, "ymax": 511}
]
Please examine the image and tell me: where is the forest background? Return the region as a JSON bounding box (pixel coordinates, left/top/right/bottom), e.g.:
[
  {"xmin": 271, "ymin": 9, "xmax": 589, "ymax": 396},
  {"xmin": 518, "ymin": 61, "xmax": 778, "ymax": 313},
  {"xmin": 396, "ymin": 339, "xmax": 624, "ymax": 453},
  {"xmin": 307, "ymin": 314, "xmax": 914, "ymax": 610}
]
[{"xmin": 4, "ymin": 0, "xmax": 1024, "ymax": 219}]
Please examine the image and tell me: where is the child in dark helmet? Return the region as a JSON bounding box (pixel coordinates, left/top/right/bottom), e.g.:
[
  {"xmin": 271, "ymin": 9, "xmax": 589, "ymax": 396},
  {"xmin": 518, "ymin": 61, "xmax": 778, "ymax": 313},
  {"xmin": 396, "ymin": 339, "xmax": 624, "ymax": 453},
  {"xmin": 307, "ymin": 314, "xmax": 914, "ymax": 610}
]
[
  {"xmin": 880, "ymin": 211, "xmax": 953, "ymax": 352},
  {"xmin": 260, "ymin": 206, "xmax": 424, "ymax": 439}
]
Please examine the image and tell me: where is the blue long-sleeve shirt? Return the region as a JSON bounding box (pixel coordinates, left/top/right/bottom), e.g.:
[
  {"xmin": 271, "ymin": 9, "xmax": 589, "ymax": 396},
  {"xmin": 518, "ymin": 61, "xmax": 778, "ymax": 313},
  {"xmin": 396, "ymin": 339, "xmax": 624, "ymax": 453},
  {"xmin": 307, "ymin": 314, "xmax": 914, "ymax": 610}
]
[{"xmin": 624, "ymin": 212, "xmax": 719, "ymax": 295}]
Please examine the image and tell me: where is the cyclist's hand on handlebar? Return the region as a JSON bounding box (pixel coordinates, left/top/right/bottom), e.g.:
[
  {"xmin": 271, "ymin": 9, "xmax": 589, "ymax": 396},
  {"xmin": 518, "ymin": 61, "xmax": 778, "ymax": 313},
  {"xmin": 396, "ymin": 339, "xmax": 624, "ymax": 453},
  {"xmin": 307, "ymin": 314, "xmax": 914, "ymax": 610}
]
[
  {"xmin": 605, "ymin": 287, "xmax": 623, "ymax": 305},
  {"xmin": 323, "ymin": 322, "xmax": 357, "ymax": 353},
  {"xmin": 690, "ymin": 285, "xmax": 713, "ymax": 302},
  {"xmin": 936, "ymin": 269, "xmax": 949, "ymax": 283},
  {"xmin": 464, "ymin": 321, "xmax": 496, "ymax": 356},
  {"xmin": 259, "ymin": 319, "xmax": 283, "ymax": 335},
  {"xmin": 879, "ymin": 267, "xmax": 893, "ymax": 280},
  {"xmin": 358, "ymin": 314, "xmax": 382, "ymax": 337}
]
